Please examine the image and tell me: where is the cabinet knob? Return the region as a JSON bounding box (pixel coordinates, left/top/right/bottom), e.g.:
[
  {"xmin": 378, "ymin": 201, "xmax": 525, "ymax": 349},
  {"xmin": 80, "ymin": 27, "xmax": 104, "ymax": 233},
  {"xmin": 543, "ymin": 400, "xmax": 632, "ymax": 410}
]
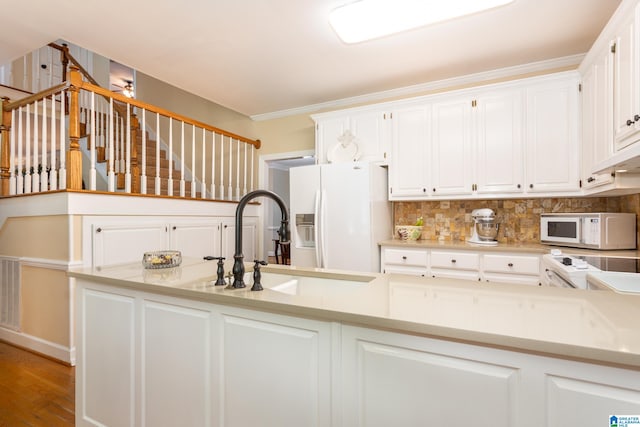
[
  {"xmin": 627, "ymin": 119, "xmax": 635, "ymax": 126},
  {"xmin": 517, "ymin": 184, "xmax": 521, "ymax": 189},
  {"xmin": 508, "ymin": 262, "xmax": 514, "ymax": 267},
  {"xmin": 451, "ymin": 259, "xmax": 456, "ymax": 264},
  {"xmin": 172, "ymin": 226, "xmax": 177, "ymax": 230},
  {"xmin": 422, "ymin": 188, "xmax": 426, "ymax": 193},
  {"xmin": 587, "ymin": 176, "xmax": 595, "ymax": 183},
  {"xmin": 529, "ymin": 184, "xmax": 533, "ymax": 189},
  {"xmin": 432, "ymin": 188, "xmax": 436, "ymax": 192},
  {"xmin": 635, "ymin": 114, "xmax": 640, "ymax": 122},
  {"xmin": 96, "ymin": 227, "xmax": 102, "ymax": 233},
  {"xmin": 402, "ymin": 256, "xmax": 407, "ymax": 260}
]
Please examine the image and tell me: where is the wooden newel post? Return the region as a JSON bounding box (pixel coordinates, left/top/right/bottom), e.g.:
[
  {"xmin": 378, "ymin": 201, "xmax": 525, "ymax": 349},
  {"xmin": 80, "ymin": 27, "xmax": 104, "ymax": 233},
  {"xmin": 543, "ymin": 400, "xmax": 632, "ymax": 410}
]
[
  {"xmin": 130, "ymin": 114, "xmax": 140, "ymax": 193},
  {"xmin": 0, "ymin": 97, "xmax": 11, "ymax": 196},
  {"xmin": 67, "ymin": 67, "xmax": 83, "ymax": 190}
]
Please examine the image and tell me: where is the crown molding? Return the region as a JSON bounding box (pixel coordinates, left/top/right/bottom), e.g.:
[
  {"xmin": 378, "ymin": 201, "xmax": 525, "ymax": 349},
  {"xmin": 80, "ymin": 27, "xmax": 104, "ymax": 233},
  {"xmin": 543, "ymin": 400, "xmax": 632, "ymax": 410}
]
[{"xmin": 250, "ymin": 53, "xmax": 584, "ymax": 122}]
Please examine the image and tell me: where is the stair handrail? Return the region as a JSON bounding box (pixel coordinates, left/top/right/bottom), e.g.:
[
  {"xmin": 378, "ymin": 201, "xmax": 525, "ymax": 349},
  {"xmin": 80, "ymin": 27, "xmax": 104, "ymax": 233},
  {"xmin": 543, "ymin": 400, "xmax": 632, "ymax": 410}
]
[
  {"xmin": 1, "ymin": 66, "xmax": 261, "ymax": 197},
  {"xmin": 75, "ymin": 78, "xmax": 261, "ymax": 148}
]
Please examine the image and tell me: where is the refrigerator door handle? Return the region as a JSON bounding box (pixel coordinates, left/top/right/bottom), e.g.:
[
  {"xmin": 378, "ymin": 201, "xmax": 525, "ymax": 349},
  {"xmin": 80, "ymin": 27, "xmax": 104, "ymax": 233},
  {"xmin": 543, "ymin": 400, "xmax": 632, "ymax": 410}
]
[
  {"xmin": 314, "ymin": 189, "xmax": 323, "ymax": 268},
  {"xmin": 319, "ymin": 189, "xmax": 328, "ymax": 268}
]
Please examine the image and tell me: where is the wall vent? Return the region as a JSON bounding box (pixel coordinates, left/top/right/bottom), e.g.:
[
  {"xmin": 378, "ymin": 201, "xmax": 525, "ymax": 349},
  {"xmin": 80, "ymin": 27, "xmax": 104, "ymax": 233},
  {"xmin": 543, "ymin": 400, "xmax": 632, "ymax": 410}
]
[{"xmin": 0, "ymin": 257, "xmax": 21, "ymax": 331}]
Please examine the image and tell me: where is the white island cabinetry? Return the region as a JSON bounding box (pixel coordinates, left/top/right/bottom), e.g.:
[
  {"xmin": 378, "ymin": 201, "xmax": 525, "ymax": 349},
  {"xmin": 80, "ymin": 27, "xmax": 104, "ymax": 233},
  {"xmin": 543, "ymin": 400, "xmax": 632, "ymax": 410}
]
[
  {"xmin": 73, "ymin": 263, "xmax": 640, "ymax": 427},
  {"xmin": 341, "ymin": 325, "xmax": 640, "ymax": 427},
  {"xmin": 76, "ymin": 282, "xmax": 332, "ymax": 427}
]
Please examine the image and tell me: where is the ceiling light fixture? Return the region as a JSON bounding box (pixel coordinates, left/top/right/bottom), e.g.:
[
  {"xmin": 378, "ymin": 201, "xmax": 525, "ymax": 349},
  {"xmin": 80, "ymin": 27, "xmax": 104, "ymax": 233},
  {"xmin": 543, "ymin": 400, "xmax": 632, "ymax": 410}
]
[
  {"xmin": 123, "ymin": 81, "xmax": 135, "ymax": 98},
  {"xmin": 329, "ymin": 0, "xmax": 515, "ymax": 44}
]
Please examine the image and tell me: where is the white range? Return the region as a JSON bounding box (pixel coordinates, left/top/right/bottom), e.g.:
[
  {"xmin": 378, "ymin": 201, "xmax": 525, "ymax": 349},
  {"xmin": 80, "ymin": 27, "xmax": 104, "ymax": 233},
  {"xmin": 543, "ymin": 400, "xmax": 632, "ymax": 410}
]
[{"xmin": 542, "ymin": 249, "xmax": 640, "ymax": 291}]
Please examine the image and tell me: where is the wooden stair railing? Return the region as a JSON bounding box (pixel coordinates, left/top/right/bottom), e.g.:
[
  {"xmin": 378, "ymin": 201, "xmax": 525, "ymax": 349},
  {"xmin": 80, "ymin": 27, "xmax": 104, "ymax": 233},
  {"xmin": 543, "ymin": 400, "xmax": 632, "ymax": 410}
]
[{"xmin": 1, "ymin": 66, "xmax": 261, "ymax": 199}]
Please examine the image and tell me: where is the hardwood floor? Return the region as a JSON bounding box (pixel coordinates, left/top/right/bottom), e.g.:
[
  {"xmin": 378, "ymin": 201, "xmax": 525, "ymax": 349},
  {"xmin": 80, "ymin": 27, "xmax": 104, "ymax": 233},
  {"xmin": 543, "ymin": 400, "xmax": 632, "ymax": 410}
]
[{"xmin": 0, "ymin": 341, "xmax": 74, "ymax": 426}]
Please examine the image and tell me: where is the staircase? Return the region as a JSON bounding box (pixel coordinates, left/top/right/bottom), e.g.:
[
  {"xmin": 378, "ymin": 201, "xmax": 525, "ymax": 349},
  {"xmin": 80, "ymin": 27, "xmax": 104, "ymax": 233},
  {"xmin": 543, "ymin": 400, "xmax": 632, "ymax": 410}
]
[{"xmin": 1, "ymin": 49, "xmax": 260, "ymax": 199}]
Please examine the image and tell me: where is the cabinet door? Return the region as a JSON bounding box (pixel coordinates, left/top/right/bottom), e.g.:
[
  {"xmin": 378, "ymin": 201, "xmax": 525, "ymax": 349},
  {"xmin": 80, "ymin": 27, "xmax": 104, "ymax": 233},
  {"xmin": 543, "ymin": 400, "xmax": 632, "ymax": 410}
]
[
  {"xmin": 77, "ymin": 286, "xmax": 136, "ymax": 427},
  {"xmin": 341, "ymin": 325, "xmax": 520, "ymax": 427},
  {"xmin": 349, "ymin": 109, "xmax": 389, "ymax": 163},
  {"xmin": 612, "ymin": 10, "xmax": 640, "ymax": 150},
  {"xmin": 142, "ymin": 301, "xmax": 212, "ymax": 427},
  {"xmin": 221, "ymin": 217, "xmax": 257, "ymax": 263},
  {"xmin": 525, "ymin": 75, "xmax": 580, "ymax": 194},
  {"xmin": 430, "ymin": 250, "xmax": 480, "ymax": 281},
  {"xmin": 476, "ymin": 89, "xmax": 524, "ymax": 194},
  {"xmin": 315, "ymin": 116, "xmax": 348, "ymax": 164},
  {"xmin": 214, "ymin": 307, "xmax": 332, "ymax": 427},
  {"xmin": 169, "ymin": 221, "xmax": 222, "ymax": 258},
  {"xmin": 381, "ymin": 247, "xmax": 429, "ymax": 276},
  {"xmin": 582, "ymin": 49, "xmax": 615, "ymax": 189},
  {"xmin": 431, "ymin": 97, "xmax": 474, "ymax": 196},
  {"xmin": 92, "ymin": 222, "xmax": 168, "ymax": 267},
  {"xmin": 388, "ymin": 103, "xmax": 431, "ymax": 199}
]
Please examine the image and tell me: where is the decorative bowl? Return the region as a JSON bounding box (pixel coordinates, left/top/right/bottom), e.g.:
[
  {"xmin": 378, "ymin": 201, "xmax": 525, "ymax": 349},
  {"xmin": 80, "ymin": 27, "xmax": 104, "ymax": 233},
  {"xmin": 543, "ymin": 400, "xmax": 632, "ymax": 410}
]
[
  {"xmin": 142, "ymin": 250, "xmax": 182, "ymax": 269},
  {"xmin": 395, "ymin": 225, "xmax": 423, "ymax": 241}
]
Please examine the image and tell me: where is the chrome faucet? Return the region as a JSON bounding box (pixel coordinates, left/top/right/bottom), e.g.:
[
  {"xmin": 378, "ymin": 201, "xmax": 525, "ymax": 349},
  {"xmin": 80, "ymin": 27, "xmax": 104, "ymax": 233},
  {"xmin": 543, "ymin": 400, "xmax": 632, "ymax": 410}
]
[{"xmin": 231, "ymin": 190, "xmax": 290, "ymax": 288}]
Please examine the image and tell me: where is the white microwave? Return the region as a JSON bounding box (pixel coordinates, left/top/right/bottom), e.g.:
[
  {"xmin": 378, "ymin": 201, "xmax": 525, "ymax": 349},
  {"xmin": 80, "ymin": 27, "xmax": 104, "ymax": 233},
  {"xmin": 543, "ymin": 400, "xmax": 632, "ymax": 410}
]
[{"xmin": 540, "ymin": 213, "xmax": 637, "ymax": 250}]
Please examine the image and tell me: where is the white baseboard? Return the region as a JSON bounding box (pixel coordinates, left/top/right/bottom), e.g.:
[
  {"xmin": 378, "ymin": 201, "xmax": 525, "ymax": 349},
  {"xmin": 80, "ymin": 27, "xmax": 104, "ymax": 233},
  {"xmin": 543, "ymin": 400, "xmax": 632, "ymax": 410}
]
[{"xmin": 0, "ymin": 327, "xmax": 76, "ymax": 366}]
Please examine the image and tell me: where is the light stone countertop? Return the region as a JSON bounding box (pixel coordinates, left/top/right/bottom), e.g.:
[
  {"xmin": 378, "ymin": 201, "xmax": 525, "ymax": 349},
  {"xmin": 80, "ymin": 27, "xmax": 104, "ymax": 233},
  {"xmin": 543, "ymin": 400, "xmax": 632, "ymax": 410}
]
[
  {"xmin": 69, "ymin": 257, "xmax": 640, "ymax": 369},
  {"xmin": 379, "ymin": 239, "xmax": 640, "ymax": 257}
]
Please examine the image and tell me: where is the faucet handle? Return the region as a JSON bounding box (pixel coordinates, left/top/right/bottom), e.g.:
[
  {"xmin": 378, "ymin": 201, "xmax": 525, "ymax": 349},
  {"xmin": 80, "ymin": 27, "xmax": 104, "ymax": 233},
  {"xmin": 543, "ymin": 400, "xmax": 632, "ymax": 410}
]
[
  {"xmin": 211, "ymin": 256, "xmax": 226, "ymax": 286},
  {"xmin": 251, "ymin": 260, "xmax": 268, "ymax": 291}
]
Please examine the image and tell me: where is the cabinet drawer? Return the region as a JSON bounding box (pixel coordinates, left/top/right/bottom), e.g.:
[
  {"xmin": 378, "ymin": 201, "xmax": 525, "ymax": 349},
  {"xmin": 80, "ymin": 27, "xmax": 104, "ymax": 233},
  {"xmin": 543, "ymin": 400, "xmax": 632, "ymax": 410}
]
[
  {"xmin": 483, "ymin": 254, "xmax": 540, "ymax": 275},
  {"xmin": 430, "ymin": 251, "xmax": 479, "ymax": 270},
  {"xmin": 383, "ymin": 248, "xmax": 428, "ymax": 267}
]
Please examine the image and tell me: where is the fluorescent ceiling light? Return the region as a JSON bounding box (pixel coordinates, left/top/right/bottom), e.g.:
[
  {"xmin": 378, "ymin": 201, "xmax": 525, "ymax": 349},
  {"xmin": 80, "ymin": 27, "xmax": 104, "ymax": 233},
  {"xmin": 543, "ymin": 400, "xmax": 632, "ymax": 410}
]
[{"xmin": 329, "ymin": 0, "xmax": 515, "ymax": 44}]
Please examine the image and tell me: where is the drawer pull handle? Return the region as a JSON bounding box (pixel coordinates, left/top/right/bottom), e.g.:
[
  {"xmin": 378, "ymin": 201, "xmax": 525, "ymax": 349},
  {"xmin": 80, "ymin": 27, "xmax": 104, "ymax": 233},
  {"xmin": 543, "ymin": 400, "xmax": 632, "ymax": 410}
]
[{"xmin": 508, "ymin": 263, "xmax": 514, "ymax": 267}]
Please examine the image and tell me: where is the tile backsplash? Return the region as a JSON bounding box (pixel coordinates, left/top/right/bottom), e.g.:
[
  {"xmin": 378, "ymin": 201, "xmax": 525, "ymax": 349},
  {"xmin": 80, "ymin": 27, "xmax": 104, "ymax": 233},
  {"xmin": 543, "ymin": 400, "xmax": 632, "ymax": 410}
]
[{"xmin": 394, "ymin": 194, "xmax": 640, "ymax": 246}]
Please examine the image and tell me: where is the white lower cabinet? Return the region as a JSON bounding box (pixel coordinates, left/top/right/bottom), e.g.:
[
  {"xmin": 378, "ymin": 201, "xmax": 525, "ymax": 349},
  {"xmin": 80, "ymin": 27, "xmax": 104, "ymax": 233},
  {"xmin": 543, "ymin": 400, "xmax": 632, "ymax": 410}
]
[
  {"xmin": 76, "ymin": 282, "xmax": 332, "ymax": 427},
  {"xmin": 430, "ymin": 250, "xmax": 481, "ymax": 281},
  {"xmin": 482, "ymin": 253, "xmax": 541, "ymax": 286},
  {"xmin": 341, "ymin": 325, "xmax": 640, "ymax": 427},
  {"xmin": 214, "ymin": 309, "xmax": 332, "ymax": 427},
  {"xmin": 142, "ymin": 300, "xmax": 212, "ymax": 427},
  {"xmin": 381, "ymin": 245, "xmax": 541, "ymax": 285},
  {"xmin": 380, "ymin": 247, "xmax": 429, "ymax": 276},
  {"xmin": 77, "ymin": 281, "xmax": 640, "ymax": 427},
  {"xmin": 88, "ymin": 216, "xmax": 257, "ymax": 267}
]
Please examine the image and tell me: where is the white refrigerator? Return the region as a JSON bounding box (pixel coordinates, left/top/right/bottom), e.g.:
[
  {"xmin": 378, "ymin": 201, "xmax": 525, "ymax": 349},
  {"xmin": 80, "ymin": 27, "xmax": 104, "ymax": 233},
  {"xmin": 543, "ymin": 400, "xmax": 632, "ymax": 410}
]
[{"xmin": 289, "ymin": 162, "xmax": 391, "ymax": 273}]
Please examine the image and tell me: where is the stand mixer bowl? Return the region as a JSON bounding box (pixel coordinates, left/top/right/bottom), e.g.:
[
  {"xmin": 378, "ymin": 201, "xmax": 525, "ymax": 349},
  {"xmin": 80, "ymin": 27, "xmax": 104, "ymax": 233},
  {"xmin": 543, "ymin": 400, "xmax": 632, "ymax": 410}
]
[{"xmin": 475, "ymin": 220, "xmax": 499, "ymax": 241}]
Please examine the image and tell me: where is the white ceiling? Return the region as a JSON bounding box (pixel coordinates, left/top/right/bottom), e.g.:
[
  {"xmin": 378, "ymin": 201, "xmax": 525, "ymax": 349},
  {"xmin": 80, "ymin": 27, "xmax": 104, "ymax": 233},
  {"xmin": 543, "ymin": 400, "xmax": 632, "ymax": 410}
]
[{"xmin": 0, "ymin": 0, "xmax": 622, "ymax": 118}]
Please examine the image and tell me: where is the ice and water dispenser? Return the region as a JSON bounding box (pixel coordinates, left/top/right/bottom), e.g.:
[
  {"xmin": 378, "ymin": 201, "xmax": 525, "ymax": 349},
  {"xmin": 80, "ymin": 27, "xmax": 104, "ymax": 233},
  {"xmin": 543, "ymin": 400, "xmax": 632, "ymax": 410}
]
[{"xmin": 294, "ymin": 213, "xmax": 315, "ymax": 248}]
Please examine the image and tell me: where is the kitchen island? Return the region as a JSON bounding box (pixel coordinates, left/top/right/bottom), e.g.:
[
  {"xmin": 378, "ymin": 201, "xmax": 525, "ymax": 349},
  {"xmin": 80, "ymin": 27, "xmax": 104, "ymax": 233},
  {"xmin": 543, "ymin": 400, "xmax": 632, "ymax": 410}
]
[{"xmin": 70, "ymin": 258, "xmax": 640, "ymax": 427}]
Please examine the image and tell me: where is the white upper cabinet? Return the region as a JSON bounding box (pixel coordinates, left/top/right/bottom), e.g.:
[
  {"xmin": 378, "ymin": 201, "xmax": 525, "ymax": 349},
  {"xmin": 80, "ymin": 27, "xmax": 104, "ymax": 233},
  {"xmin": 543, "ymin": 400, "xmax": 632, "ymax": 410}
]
[
  {"xmin": 431, "ymin": 96, "xmax": 474, "ymax": 197},
  {"xmin": 312, "ymin": 107, "xmax": 390, "ymax": 164},
  {"xmin": 581, "ymin": 47, "xmax": 616, "ymax": 189},
  {"xmin": 317, "ymin": 71, "xmax": 582, "ymax": 201},
  {"xmin": 475, "ymin": 89, "xmax": 525, "ymax": 195},
  {"xmin": 524, "ymin": 74, "xmax": 581, "ymax": 194},
  {"xmin": 612, "ymin": 6, "xmax": 640, "ymax": 150},
  {"xmin": 388, "ymin": 102, "xmax": 431, "ymax": 199}
]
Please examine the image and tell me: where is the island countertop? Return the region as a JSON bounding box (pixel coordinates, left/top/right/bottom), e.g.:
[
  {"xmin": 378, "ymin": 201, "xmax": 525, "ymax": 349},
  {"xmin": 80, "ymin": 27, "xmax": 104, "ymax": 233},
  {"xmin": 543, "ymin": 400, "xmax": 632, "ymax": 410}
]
[{"xmin": 68, "ymin": 258, "xmax": 640, "ymax": 369}]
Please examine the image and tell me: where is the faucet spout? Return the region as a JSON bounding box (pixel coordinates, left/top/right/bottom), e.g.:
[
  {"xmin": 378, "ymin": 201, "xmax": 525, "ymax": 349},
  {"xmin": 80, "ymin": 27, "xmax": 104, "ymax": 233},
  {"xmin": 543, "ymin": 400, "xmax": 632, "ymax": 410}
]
[{"xmin": 232, "ymin": 190, "xmax": 290, "ymax": 288}]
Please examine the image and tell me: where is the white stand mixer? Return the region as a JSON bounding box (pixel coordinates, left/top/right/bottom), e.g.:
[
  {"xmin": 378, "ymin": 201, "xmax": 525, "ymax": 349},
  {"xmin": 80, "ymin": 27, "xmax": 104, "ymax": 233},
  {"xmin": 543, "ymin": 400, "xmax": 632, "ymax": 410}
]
[{"xmin": 467, "ymin": 208, "xmax": 499, "ymax": 245}]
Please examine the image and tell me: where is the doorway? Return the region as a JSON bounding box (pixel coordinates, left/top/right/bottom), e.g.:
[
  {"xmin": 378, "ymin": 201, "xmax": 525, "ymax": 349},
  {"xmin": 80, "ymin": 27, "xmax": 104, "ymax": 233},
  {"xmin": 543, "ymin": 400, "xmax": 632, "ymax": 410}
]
[{"xmin": 259, "ymin": 150, "xmax": 315, "ymax": 260}]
